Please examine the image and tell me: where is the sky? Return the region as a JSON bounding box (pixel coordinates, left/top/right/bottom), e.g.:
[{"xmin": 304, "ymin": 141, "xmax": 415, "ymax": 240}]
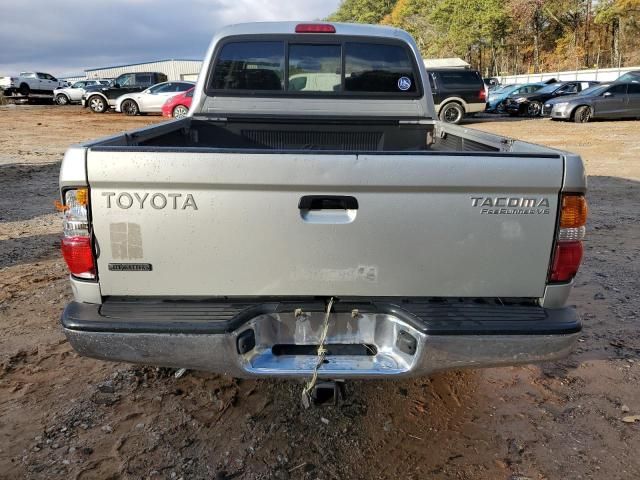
[{"xmin": 0, "ymin": 0, "xmax": 342, "ymax": 77}]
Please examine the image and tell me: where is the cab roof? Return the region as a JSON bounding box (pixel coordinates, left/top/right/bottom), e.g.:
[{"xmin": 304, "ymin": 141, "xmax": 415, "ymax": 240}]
[{"xmin": 215, "ymin": 21, "xmax": 413, "ymax": 43}]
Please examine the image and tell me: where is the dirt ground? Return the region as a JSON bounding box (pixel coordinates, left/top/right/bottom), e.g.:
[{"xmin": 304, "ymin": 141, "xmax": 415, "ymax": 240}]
[{"xmin": 0, "ymin": 106, "xmax": 638, "ymax": 480}]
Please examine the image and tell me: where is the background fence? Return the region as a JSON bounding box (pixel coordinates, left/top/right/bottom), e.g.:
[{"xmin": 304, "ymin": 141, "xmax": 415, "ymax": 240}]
[{"xmin": 498, "ymin": 66, "xmax": 639, "ymax": 84}]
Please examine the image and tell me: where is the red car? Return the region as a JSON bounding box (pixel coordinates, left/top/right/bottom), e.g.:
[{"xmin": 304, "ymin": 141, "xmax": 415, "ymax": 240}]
[{"xmin": 162, "ymin": 87, "xmax": 193, "ymax": 118}]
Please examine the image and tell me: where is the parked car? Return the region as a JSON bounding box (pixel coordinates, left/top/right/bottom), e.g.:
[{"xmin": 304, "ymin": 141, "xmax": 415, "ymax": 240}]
[
  {"xmin": 544, "ymin": 82, "xmax": 640, "ymax": 122},
  {"xmin": 486, "ymin": 83, "xmax": 545, "ymax": 113},
  {"xmin": 162, "ymin": 87, "xmax": 194, "ymax": 118},
  {"xmin": 0, "ymin": 72, "xmax": 65, "ymax": 96},
  {"xmin": 115, "ymin": 81, "xmax": 194, "ymax": 115},
  {"xmin": 59, "ymin": 22, "xmax": 585, "ymax": 399},
  {"xmin": 427, "ymin": 68, "xmax": 487, "ymax": 123},
  {"xmin": 504, "ymin": 81, "xmax": 599, "ymax": 116},
  {"xmin": 54, "ymin": 80, "xmax": 110, "ymax": 105},
  {"xmin": 82, "ymin": 72, "xmax": 168, "ymax": 113}
]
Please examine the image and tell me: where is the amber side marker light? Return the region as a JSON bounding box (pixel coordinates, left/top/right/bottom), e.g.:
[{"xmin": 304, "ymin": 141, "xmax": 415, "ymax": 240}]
[
  {"xmin": 550, "ymin": 193, "xmax": 587, "ymax": 282},
  {"xmin": 560, "ymin": 194, "xmax": 588, "ymax": 229}
]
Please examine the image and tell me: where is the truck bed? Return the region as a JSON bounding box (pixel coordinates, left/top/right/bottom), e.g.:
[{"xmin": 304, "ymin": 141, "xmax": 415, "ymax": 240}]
[{"xmin": 88, "ymin": 116, "xmax": 541, "ymax": 153}]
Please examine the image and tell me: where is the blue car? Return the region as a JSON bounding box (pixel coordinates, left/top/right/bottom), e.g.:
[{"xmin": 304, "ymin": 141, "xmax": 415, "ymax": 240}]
[{"xmin": 486, "ymin": 83, "xmax": 546, "ymax": 112}]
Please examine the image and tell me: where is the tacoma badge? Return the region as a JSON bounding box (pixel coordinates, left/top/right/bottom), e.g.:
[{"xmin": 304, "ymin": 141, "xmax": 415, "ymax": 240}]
[{"xmin": 471, "ymin": 196, "xmax": 550, "ymax": 215}]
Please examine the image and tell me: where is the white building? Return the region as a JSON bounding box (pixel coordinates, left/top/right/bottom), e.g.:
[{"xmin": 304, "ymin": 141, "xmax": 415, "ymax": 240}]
[
  {"xmin": 83, "ymin": 59, "xmax": 202, "ymax": 82},
  {"xmin": 423, "ymin": 58, "xmax": 470, "ymax": 69},
  {"xmin": 60, "ymin": 74, "xmax": 88, "ymax": 83}
]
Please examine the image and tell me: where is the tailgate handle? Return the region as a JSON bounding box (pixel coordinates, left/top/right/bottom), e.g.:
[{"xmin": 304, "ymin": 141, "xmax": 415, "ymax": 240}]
[{"xmin": 298, "ymin": 195, "xmax": 358, "ymax": 211}]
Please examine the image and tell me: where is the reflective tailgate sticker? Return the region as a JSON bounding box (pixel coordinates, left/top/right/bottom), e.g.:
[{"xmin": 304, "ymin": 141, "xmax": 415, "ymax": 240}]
[{"xmin": 109, "ymin": 222, "xmax": 143, "ymax": 259}]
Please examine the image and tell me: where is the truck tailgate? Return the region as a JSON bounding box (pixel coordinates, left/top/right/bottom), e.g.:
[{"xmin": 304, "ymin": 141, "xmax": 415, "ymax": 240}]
[{"xmin": 87, "ymin": 149, "xmax": 562, "ymax": 298}]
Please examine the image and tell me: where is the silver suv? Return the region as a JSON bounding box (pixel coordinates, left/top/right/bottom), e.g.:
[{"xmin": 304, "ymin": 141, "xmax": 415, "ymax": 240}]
[{"xmin": 54, "ymin": 80, "xmax": 110, "ymax": 105}]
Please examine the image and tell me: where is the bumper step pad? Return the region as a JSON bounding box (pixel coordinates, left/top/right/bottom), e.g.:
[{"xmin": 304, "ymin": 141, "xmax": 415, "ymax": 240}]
[{"xmin": 63, "ymin": 297, "xmax": 580, "ymax": 336}]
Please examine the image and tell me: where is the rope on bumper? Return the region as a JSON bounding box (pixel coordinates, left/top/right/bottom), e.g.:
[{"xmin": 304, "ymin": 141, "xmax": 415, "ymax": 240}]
[{"xmin": 301, "ymin": 297, "xmax": 334, "ymax": 408}]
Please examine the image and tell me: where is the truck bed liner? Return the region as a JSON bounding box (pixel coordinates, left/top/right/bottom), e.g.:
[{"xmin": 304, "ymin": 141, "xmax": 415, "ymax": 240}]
[
  {"xmin": 92, "ymin": 117, "xmax": 505, "ymax": 153},
  {"xmin": 139, "ymin": 118, "xmax": 433, "ymax": 151}
]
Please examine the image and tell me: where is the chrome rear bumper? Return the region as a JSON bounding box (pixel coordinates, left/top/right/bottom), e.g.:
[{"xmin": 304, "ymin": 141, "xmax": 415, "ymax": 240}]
[{"xmin": 62, "ymin": 299, "xmax": 580, "ymax": 379}]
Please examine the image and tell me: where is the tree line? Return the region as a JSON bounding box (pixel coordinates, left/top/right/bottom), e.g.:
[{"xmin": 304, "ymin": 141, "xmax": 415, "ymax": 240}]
[{"xmin": 328, "ymin": 0, "xmax": 640, "ymax": 75}]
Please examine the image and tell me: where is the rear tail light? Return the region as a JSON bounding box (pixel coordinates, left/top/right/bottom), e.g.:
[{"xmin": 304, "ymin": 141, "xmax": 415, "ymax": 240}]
[
  {"xmin": 549, "ymin": 241, "xmax": 583, "ymax": 282},
  {"xmin": 60, "ymin": 188, "xmax": 96, "ymax": 279},
  {"xmin": 479, "ymin": 88, "xmax": 487, "ymax": 101},
  {"xmin": 62, "ymin": 237, "xmax": 95, "ymax": 277},
  {"xmin": 549, "ymin": 194, "xmax": 587, "ymax": 282},
  {"xmin": 295, "ymin": 23, "xmax": 336, "ymax": 33}
]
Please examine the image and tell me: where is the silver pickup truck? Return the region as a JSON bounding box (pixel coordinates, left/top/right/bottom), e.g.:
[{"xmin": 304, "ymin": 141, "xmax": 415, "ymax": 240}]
[{"xmin": 59, "ymin": 22, "xmax": 587, "ymax": 383}]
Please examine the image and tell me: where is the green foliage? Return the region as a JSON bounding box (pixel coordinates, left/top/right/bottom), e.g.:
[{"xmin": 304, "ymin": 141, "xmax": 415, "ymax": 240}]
[
  {"xmin": 595, "ymin": 0, "xmax": 621, "ymax": 24},
  {"xmin": 382, "ymin": 0, "xmax": 432, "ymax": 49},
  {"xmin": 327, "ymin": 0, "xmax": 640, "ymax": 73},
  {"xmin": 327, "ymin": 0, "xmax": 396, "ymax": 23},
  {"xmin": 426, "ymin": 0, "xmax": 509, "ymax": 56}
]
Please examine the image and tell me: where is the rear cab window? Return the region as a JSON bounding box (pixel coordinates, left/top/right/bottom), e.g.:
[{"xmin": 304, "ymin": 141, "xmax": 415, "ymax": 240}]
[
  {"xmin": 207, "ymin": 37, "xmax": 421, "ymax": 97},
  {"xmin": 344, "ymin": 42, "xmax": 416, "ymax": 93},
  {"xmin": 289, "ymin": 44, "xmax": 341, "ymax": 92},
  {"xmin": 212, "ymin": 41, "xmax": 285, "ymax": 91}
]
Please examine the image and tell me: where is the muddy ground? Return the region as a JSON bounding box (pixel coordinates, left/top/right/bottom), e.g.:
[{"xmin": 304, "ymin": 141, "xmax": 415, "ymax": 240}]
[{"xmin": 0, "ymin": 106, "xmax": 638, "ymax": 480}]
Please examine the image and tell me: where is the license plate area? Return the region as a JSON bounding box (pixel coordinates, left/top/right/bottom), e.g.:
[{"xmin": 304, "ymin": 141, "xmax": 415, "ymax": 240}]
[
  {"xmin": 271, "ymin": 344, "xmax": 377, "ymax": 356},
  {"xmin": 236, "ymin": 311, "xmax": 425, "ymax": 378}
]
